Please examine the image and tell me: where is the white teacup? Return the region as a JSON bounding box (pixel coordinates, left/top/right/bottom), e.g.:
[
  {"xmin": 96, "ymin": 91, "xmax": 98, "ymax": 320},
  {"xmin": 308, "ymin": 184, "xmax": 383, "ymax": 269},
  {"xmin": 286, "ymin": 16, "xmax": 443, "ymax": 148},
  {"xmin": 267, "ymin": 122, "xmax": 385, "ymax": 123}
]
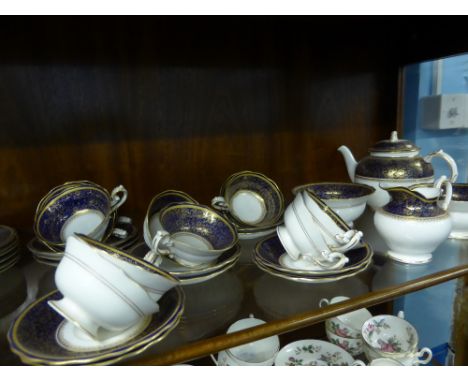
[
  {"xmin": 278, "ymin": 193, "xmax": 349, "ymax": 271},
  {"xmin": 49, "ymin": 235, "xmax": 159, "ymax": 339},
  {"xmin": 362, "ymin": 312, "xmax": 433, "ymax": 366},
  {"xmin": 302, "ymin": 190, "xmax": 363, "ymax": 252},
  {"xmin": 211, "ymin": 314, "xmax": 279, "ymax": 366},
  {"xmin": 353, "ymin": 358, "xmax": 405, "ymax": 366}
]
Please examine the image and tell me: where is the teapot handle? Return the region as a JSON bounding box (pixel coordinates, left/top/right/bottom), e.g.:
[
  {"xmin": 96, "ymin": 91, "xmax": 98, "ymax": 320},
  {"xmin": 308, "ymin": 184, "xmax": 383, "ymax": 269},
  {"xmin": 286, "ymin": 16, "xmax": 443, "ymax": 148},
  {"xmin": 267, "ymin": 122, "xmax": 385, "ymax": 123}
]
[
  {"xmin": 424, "ymin": 149, "xmax": 458, "ymax": 183},
  {"xmin": 434, "ymin": 175, "xmax": 453, "ymax": 211}
]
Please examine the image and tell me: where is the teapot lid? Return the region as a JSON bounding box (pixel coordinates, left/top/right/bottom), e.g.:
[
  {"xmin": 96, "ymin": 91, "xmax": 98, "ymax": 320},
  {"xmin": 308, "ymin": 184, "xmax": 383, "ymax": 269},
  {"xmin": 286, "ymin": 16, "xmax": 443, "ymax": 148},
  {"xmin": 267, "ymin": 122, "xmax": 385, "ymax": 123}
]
[{"xmin": 369, "ymin": 131, "xmax": 420, "ymax": 153}]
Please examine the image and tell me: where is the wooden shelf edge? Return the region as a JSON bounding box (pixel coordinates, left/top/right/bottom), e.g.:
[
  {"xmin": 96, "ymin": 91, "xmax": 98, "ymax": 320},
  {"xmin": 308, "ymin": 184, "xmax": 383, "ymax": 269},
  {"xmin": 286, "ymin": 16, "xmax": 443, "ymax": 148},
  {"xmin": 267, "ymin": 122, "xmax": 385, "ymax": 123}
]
[{"xmin": 124, "ymin": 264, "xmax": 468, "ymax": 366}]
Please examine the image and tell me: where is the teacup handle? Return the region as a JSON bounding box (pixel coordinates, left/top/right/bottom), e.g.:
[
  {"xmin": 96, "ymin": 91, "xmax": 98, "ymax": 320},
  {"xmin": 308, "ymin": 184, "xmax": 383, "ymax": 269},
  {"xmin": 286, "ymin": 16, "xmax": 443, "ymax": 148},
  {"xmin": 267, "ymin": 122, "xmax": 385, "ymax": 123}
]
[
  {"xmin": 110, "ymin": 185, "xmax": 128, "ymax": 213},
  {"xmin": 112, "ymin": 227, "xmax": 128, "ymax": 239},
  {"xmin": 353, "ymin": 360, "xmax": 366, "ymax": 366},
  {"xmin": 150, "ymin": 230, "xmax": 174, "ymax": 255},
  {"xmin": 331, "ymin": 230, "xmax": 363, "ymax": 252},
  {"xmin": 434, "ymin": 175, "xmax": 453, "ymax": 211},
  {"xmin": 211, "ymin": 196, "xmax": 230, "ymax": 211},
  {"xmin": 412, "ymin": 347, "xmax": 433, "ymax": 365},
  {"xmin": 424, "ymin": 149, "xmax": 458, "ymax": 183},
  {"xmin": 302, "ymin": 251, "xmax": 349, "ymax": 270},
  {"xmin": 210, "ymin": 354, "xmax": 219, "ymax": 366},
  {"xmin": 319, "ymin": 298, "xmax": 330, "ymax": 308}
]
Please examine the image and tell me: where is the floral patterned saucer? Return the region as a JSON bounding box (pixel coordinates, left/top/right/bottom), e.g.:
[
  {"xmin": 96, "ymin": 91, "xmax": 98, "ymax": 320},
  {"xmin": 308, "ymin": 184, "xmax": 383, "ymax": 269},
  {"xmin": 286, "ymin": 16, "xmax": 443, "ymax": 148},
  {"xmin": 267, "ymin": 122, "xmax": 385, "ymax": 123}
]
[
  {"xmin": 274, "ymin": 339, "xmax": 356, "ymax": 366},
  {"xmin": 8, "ymin": 287, "xmax": 184, "ymax": 365}
]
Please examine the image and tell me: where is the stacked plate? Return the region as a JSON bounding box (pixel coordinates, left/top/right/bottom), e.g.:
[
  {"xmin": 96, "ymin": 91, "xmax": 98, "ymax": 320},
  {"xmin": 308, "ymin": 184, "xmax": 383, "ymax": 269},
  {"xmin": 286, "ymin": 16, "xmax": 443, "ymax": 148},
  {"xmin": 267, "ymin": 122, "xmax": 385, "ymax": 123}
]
[
  {"xmin": 8, "ymin": 287, "xmax": 185, "ymax": 365},
  {"xmin": 253, "ymin": 234, "xmax": 373, "ymax": 283},
  {"xmin": 130, "ymin": 242, "xmax": 241, "ymax": 285},
  {"xmin": 0, "ymin": 225, "xmax": 20, "ymax": 274},
  {"xmin": 28, "ymin": 216, "xmax": 139, "ymax": 267}
]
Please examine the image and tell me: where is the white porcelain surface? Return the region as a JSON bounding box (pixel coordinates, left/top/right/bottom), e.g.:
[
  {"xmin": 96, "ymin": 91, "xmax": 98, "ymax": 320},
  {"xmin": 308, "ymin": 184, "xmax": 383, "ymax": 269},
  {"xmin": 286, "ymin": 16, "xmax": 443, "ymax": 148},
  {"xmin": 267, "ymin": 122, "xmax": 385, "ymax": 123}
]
[
  {"xmin": 230, "ymin": 190, "xmax": 267, "ymax": 225},
  {"xmin": 279, "ymin": 193, "xmax": 349, "ymax": 270},
  {"xmin": 374, "ymin": 210, "xmax": 452, "ymax": 264},
  {"xmin": 302, "ymin": 191, "xmax": 363, "ymax": 251},
  {"xmin": 225, "ymin": 315, "xmax": 280, "ymax": 364},
  {"xmin": 447, "ymin": 200, "xmax": 468, "ymax": 238},
  {"xmin": 49, "ymin": 235, "xmax": 158, "ymax": 338}
]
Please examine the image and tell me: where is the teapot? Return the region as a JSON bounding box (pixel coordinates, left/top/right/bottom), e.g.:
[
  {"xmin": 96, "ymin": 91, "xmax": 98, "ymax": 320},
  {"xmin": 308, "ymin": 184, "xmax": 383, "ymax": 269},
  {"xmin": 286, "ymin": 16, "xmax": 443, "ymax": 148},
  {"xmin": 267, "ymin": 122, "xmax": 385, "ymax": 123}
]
[{"xmin": 338, "ymin": 130, "xmax": 458, "ymax": 209}]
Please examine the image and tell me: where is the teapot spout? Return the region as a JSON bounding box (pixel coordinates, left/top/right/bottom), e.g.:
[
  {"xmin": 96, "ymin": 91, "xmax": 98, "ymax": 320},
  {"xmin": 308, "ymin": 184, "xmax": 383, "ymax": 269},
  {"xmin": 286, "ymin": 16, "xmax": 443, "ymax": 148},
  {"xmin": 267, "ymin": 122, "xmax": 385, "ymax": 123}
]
[{"xmin": 337, "ymin": 145, "xmax": 357, "ymax": 182}]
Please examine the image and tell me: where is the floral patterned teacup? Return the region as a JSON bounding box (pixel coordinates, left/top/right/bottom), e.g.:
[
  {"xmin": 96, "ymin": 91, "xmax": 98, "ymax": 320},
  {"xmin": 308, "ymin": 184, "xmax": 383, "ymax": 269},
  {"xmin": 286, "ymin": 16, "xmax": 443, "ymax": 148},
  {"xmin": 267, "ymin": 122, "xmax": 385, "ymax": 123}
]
[
  {"xmin": 319, "ymin": 296, "xmax": 372, "ymax": 339},
  {"xmin": 361, "ymin": 313, "xmax": 432, "ymax": 365},
  {"xmin": 326, "ymin": 330, "xmax": 364, "ymax": 356}
]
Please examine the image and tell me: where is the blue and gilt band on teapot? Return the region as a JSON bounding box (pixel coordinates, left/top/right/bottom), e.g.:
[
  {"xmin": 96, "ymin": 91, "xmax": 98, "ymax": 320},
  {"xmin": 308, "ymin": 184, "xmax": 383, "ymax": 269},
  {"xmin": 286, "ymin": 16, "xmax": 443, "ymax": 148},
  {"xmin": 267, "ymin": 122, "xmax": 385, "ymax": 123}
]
[
  {"xmin": 159, "ymin": 204, "xmax": 237, "ymax": 250},
  {"xmin": 355, "ymin": 157, "xmax": 434, "ymax": 180},
  {"xmin": 35, "ymin": 188, "xmax": 111, "ymax": 244},
  {"xmin": 369, "ymin": 139, "xmax": 420, "ymax": 153},
  {"xmin": 382, "ymin": 187, "xmax": 447, "ymax": 218}
]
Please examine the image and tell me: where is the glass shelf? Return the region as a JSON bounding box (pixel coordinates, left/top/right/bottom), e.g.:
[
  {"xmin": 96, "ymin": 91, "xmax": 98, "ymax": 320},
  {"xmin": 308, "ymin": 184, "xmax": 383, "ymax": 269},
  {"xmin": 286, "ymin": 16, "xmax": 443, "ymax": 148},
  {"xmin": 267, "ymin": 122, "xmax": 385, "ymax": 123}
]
[{"xmin": 1, "ymin": 209, "xmax": 468, "ymax": 366}]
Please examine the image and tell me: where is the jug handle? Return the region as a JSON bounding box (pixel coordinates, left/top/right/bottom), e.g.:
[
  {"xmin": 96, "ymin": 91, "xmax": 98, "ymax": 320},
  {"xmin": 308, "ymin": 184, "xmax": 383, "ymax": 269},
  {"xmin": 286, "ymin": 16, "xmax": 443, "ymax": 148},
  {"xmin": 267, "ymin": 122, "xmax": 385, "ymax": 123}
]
[
  {"xmin": 434, "ymin": 175, "xmax": 453, "ymax": 211},
  {"xmin": 424, "ymin": 149, "xmax": 458, "ymax": 183}
]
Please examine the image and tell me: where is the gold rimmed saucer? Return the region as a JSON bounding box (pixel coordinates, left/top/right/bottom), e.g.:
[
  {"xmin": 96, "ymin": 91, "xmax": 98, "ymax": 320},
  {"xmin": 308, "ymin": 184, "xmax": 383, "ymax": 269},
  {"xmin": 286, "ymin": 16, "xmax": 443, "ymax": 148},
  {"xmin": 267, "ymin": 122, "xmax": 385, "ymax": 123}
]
[
  {"xmin": 8, "ymin": 287, "xmax": 184, "ymax": 365},
  {"xmin": 253, "ymin": 255, "xmax": 372, "ymax": 284}
]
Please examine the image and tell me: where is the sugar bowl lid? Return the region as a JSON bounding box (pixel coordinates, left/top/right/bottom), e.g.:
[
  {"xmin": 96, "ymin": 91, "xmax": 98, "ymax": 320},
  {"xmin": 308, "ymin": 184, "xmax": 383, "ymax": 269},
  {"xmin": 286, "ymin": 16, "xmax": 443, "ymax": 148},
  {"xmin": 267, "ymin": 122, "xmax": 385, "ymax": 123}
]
[{"xmin": 369, "ymin": 131, "xmax": 420, "ymax": 153}]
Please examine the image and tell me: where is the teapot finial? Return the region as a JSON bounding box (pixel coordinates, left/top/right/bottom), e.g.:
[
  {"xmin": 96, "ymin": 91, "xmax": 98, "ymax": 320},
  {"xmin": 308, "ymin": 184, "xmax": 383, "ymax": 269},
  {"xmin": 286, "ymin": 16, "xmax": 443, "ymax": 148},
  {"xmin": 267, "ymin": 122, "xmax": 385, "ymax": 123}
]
[{"xmin": 390, "ymin": 131, "xmax": 398, "ymax": 142}]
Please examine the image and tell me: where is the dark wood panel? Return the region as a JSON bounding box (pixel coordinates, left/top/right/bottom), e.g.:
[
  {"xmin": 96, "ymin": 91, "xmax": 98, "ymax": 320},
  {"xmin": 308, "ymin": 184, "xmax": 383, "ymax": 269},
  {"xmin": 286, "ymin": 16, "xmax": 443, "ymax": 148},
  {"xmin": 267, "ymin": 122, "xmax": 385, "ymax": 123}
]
[{"xmin": 0, "ymin": 16, "xmax": 402, "ymax": 228}]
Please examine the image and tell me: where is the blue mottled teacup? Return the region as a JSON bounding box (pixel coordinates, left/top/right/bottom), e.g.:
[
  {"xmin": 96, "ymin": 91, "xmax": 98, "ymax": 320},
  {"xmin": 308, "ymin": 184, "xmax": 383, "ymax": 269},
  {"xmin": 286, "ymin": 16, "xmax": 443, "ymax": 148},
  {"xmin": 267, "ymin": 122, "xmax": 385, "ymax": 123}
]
[
  {"xmin": 212, "ymin": 171, "xmax": 284, "ymax": 228},
  {"xmin": 148, "ymin": 203, "xmax": 238, "ymax": 267},
  {"xmin": 34, "ymin": 182, "xmax": 128, "ymax": 247},
  {"xmin": 143, "ymin": 190, "xmax": 198, "ymax": 249}
]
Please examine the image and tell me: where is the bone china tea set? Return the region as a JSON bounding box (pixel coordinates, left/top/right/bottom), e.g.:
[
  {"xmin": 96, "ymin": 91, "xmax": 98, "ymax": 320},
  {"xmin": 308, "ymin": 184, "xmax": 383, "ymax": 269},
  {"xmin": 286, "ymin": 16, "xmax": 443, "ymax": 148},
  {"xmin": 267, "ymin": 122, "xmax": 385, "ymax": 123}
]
[{"xmin": 6, "ymin": 130, "xmax": 461, "ymax": 365}]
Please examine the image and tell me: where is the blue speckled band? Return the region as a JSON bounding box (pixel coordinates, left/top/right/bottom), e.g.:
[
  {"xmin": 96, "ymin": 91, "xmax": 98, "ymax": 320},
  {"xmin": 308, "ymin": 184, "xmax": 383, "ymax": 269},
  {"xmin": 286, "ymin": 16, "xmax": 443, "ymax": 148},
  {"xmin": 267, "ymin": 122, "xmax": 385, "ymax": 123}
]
[
  {"xmin": 295, "ymin": 183, "xmax": 374, "ymax": 200},
  {"xmin": 159, "ymin": 205, "xmax": 236, "ymax": 250},
  {"xmin": 36, "ymin": 188, "xmax": 110, "ymax": 244},
  {"xmin": 221, "ymin": 171, "xmax": 284, "ymax": 226},
  {"xmin": 355, "ymin": 156, "xmax": 433, "ymax": 179},
  {"xmin": 383, "ymin": 188, "xmax": 446, "ymax": 217}
]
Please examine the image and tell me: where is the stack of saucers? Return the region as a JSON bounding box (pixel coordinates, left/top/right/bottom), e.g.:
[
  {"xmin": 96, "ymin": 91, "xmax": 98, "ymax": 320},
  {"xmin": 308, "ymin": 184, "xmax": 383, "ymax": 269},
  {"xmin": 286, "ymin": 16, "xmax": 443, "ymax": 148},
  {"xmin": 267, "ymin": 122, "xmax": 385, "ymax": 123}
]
[
  {"xmin": 30, "ymin": 180, "xmax": 131, "ymax": 266},
  {"xmin": 0, "ymin": 225, "xmax": 20, "ymax": 274},
  {"xmin": 143, "ymin": 194, "xmax": 241, "ymax": 284},
  {"xmin": 211, "ymin": 171, "xmax": 285, "ymax": 240},
  {"xmin": 8, "ymin": 234, "xmax": 184, "ymax": 365},
  {"xmin": 253, "ymin": 234, "xmax": 373, "ymax": 283},
  {"xmin": 130, "ymin": 241, "xmax": 241, "ymax": 285}
]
